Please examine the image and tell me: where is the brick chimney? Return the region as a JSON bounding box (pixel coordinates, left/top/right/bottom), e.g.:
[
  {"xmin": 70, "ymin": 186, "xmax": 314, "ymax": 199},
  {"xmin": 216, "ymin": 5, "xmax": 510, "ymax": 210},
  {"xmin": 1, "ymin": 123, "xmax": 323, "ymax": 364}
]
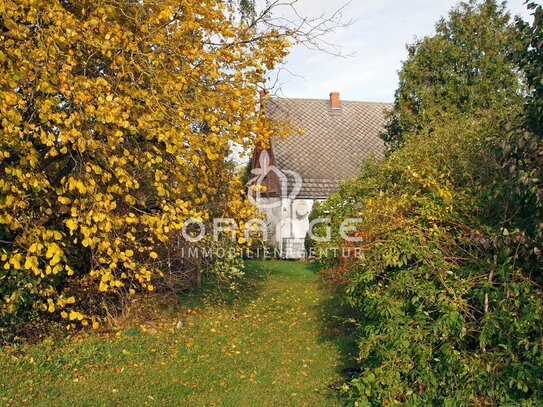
[
  {"xmin": 329, "ymin": 92, "xmax": 340, "ymax": 110},
  {"xmin": 259, "ymin": 89, "xmax": 269, "ymax": 100}
]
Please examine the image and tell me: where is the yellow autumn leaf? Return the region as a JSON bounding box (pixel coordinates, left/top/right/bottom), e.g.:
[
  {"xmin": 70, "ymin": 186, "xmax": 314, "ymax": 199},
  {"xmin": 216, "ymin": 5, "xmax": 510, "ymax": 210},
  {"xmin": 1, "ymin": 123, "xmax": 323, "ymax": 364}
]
[
  {"xmin": 58, "ymin": 196, "xmax": 71, "ymax": 204},
  {"xmin": 46, "ymin": 299, "xmax": 55, "ymax": 313},
  {"xmin": 65, "ymin": 219, "xmax": 77, "ymax": 233}
]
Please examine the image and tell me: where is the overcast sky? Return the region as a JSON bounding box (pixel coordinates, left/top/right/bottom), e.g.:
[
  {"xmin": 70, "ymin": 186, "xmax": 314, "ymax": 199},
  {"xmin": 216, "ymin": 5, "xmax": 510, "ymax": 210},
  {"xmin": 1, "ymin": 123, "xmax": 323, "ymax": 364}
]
[{"xmin": 269, "ymin": 0, "xmax": 534, "ymax": 103}]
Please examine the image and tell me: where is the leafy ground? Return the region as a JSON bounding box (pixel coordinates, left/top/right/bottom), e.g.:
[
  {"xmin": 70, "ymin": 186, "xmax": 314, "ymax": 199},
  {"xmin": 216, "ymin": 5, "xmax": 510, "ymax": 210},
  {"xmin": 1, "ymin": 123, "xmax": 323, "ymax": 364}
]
[{"xmin": 0, "ymin": 260, "xmax": 356, "ymax": 406}]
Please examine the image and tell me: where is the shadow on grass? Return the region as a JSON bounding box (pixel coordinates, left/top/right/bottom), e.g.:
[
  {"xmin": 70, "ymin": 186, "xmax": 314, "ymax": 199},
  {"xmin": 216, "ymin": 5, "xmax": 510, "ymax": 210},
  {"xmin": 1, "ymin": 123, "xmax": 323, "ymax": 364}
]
[
  {"xmin": 313, "ymin": 267, "xmax": 360, "ymax": 382},
  {"xmin": 317, "ymin": 295, "xmax": 359, "ymax": 363}
]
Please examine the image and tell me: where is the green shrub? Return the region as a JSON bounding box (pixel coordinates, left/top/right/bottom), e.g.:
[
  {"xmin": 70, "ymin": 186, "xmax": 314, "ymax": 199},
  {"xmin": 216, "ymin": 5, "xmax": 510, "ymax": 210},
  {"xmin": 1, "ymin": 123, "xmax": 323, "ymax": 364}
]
[
  {"xmin": 313, "ymin": 2, "xmax": 543, "ymax": 403},
  {"xmin": 497, "ymin": 2, "xmax": 543, "ymax": 275},
  {"xmin": 314, "ymin": 113, "xmax": 543, "ymax": 404}
]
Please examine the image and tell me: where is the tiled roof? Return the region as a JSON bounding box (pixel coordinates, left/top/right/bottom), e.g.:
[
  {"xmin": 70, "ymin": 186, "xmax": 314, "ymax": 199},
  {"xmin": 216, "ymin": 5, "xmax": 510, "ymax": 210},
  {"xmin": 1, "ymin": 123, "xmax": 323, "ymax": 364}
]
[{"xmin": 265, "ymin": 97, "xmax": 392, "ymax": 199}]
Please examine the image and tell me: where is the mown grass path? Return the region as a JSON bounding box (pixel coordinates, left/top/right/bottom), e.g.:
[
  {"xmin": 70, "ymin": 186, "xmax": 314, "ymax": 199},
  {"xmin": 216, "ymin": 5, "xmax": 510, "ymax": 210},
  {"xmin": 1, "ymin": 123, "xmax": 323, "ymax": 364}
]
[{"xmin": 0, "ymin": 260, "xmax": 355, "ymax": 406}]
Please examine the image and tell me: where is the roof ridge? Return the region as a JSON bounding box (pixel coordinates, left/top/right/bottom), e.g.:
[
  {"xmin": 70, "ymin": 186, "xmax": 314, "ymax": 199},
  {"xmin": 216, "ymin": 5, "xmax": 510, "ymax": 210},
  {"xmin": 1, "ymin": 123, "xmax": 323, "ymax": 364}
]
[{"xmin": 268, "ymin": 96, "xmax": 393, "ymax": 105}]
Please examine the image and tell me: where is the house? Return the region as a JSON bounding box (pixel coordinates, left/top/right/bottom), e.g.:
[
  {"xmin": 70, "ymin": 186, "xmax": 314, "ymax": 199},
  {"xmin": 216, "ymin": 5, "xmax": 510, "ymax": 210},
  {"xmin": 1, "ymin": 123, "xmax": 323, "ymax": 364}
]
[{"xmin": 249, "ymin": 92, "xmax": 392, "ymax": 259}]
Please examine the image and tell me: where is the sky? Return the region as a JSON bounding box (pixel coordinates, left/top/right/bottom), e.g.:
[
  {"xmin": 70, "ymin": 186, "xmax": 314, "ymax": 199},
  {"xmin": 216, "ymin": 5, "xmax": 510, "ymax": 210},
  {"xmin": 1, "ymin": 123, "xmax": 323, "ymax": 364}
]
[{"xmin": 269, "ymin": 0, "xmax": 535, "ymax": 103}]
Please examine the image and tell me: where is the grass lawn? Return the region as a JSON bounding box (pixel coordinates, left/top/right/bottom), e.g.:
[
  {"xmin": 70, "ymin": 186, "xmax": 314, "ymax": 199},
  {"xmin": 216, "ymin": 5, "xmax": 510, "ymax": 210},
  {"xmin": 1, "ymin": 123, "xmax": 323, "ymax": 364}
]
[{"xmin": 0, "ymin": 260, "xmax": 356, "ymax": 406}]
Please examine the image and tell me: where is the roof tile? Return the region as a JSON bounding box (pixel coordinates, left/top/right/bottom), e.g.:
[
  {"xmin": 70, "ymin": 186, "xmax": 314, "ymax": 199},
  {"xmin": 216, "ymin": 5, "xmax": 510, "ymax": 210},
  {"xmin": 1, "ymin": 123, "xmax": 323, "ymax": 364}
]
[{"xmin": 265, "ymin": 97, "xmax": 392, "ymax": 199}]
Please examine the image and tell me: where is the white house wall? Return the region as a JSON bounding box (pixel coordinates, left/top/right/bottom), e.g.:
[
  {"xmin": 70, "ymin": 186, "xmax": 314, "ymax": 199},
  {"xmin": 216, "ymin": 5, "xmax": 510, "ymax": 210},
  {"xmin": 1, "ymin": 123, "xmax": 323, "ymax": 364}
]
[{"xmin": 259, "ymin": 198, "xmax": 320, "ymax": 258}]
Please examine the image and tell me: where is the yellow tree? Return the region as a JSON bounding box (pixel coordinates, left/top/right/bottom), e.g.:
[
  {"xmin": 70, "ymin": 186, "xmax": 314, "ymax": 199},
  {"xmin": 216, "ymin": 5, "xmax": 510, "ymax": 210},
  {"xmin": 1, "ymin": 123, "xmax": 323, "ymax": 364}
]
[{"xmin": 0, "ymin": 0, "xmax": 290, "ymax": 329}]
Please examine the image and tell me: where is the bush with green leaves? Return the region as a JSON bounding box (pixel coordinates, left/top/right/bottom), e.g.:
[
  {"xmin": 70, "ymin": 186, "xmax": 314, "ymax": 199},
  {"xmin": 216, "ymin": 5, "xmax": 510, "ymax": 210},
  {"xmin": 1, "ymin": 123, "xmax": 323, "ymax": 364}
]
[
  {"xmin": 313, "ymin": 112, "xmax": 543, "ymax": 404},
  {"xmin": 206, "ymin": 251, "xmax": 245, "ymax": 292},
  {"xmin": 497, "ymin": 1, "xmax": 543, "ymax": 273},
  {"xmin": 311, "ymin": 2, "xmax": 543, "ymax": 403}
]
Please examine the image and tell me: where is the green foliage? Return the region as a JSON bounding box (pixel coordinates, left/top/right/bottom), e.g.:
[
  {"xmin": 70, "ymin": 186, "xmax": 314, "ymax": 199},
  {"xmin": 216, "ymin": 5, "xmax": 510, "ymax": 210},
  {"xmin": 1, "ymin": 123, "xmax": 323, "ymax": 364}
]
[
  {"xmin": 314, "ymin": 3, "xmax": 543, "ymax": 401},
  {"xmin": 314, "ymin": 110, "xmax": 543, "ymax": 404},
  {"xmin": 383, "ymin": 0, "xmax": 523, "ymax": 150},
  {"xmin": 515, "ymin": 2, "xmax": 543, "ymax": 135},
  {"xmin": 497, "ymin": 2, "xmax": 543, "ymax": 274},
  {"xmin": 206, "ymin": 253, "xmax": 245, "ymax": 291},
  {"xmin": 314, "ymin": 5, "xmax": 543, "ymax": 402}
]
